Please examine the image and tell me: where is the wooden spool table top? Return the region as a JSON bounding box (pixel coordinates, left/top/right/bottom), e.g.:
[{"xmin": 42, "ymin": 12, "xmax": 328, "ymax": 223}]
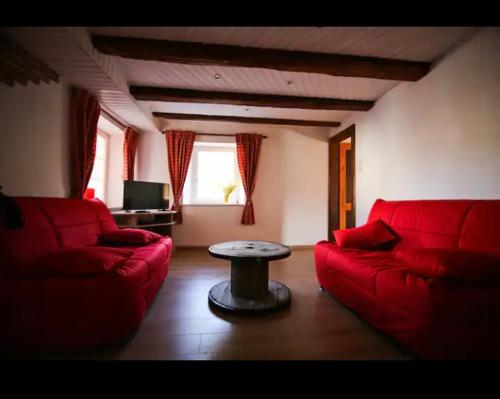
[{"xmin": 208, "ymin": 240, "xmax": 291, "ymax": 261}]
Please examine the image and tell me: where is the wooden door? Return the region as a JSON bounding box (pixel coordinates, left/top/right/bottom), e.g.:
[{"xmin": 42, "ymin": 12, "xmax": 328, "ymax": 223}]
[
  {"xmin": 339, "ymin": 142, "xmax": 352, "ymax": 229},
  {"xmin": 328, "ymin": 124, "xmax": 355, "ymax": 240}
]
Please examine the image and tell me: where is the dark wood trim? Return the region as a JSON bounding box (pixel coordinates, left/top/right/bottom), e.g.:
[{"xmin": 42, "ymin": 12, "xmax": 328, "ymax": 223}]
[
  {"xmin": 328, "ymin": 140, "xmax": 340, "ymax": 240},
  {"xmin": 0, "ymin": 33, "xmax": 59, "ymax": 87},
  {"xmin": 328, "ymin": 124, "xmax": 356, "ymax": 240},
  {"xmin": 100, "ymin": 108, "xmax": 128, "ymax": 131},
  {"xmin": 92, "ymin": 35, "xmax": 431, "ymax": 81},
  {"xmin": 130, "ymin": 86, "xmax": 374, "ymax": 111},
  {"xmin": 154, "ymin": 112, "xmax": 340, "ymax": 128}
]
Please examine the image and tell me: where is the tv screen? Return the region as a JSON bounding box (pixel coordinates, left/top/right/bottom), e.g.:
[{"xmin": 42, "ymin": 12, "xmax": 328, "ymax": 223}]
[{"xmin": 123, "ymin": 181, "xmax": 169, "ymax": 210}]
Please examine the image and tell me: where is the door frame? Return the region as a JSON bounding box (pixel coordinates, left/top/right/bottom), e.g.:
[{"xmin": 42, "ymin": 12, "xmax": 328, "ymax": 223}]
[{"xmin": 328, "ymin": 124, "xmax": 356, "ymax": 240}]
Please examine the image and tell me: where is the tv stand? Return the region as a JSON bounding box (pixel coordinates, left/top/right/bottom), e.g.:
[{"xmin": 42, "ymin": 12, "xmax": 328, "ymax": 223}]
[{"xmin": 111, "ymin": 209, "xmax": 178, "ymax": 236}]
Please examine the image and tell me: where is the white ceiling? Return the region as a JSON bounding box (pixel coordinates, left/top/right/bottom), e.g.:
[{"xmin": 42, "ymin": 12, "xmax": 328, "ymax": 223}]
[
  {"xmin": 148, "ymin": 101, "xmax": 354, "ymax": 123},
  {"xmin": 3, "ymin": 27, "xmax": 481, "ymax": 132},
  {"xmin": 98, "ymin": 114, "xmax": 124, "ymax": 136},
  {"xmin": 87, "ymin": 26, "xmax": 479, "ymax": 127},
  {"xmin": 117, "ymin": 59, "xmax": 399, "ymax": 100},
  {"xmin": 89, "ymin": 27, "xmax": 478, "ymax": 62},
  {"xmin": 3, "ymin": 27, "xmax": 161, "ymax": 134}
]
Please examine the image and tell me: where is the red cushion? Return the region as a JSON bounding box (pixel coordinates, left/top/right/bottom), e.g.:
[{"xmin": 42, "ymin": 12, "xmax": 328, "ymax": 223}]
[
  {"xmin": 394, "ymin": 247, "xmax": 500, "ymax": 280},
  {"xmin": 333, "ymin": 220, "xmax": 398, "ymax": 249},
  {"xmin": 13, "ymin": 247, "xmax": 134, "ymax": 277},
  {"xmin": 99, "ymin": 228, "xmax": 163, "ymax": 246}
]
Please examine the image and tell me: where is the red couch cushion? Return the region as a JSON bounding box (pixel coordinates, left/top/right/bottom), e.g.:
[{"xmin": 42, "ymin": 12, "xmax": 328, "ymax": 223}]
[
  {"xmin": 459, "ymin": 201, "xmax": 500, "ymax": 257},
  {"xmin": 13, "ymin": 247, "xmax": 134, "ymax": 277},
  {"xmin": 367, "ymin": 199, "xmax": 477, "ymax": 250},
  {"xmin": 0, "ymin": 198, "xmax": 59, "ymax": 266},
  {"xmin": 99, "ymin": 228, "xmax": 163, "ymax": 246},
  {"xmin": 334, "ymin": 220, "xmax": 398, "ymax": 250},
  {"xmin": 395, "ymin": 247, "xmax": 500, "ymax": 281},
  {"xmin": 316, "ymin": 241, "xmax": 406, "ymax": 294}
]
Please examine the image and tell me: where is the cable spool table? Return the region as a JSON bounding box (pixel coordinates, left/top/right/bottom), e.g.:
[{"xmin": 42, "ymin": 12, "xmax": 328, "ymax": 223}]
[{"xmin": 207, "ymin": 240, "xmax": 292, "ymax": 315}]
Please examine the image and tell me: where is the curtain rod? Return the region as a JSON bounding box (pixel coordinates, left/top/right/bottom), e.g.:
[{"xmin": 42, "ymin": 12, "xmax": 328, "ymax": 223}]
[
  {"xmin": 101, "ymin": 108, "xmax": 128, "ymax": 131},
  {"xmin": 161, "ymin": 131, "xmax": 268, "ymax": 139}
]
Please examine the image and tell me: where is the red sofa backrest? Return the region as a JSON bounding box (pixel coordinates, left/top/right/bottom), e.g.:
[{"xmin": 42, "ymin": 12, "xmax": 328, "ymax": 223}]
[
  {"xmin": 367, "ymin": 199, "xmax": 500, "ymax": 257},
  {"xmin": 0, "ymin": 197, "xmax": 118, "ymax": 266}
]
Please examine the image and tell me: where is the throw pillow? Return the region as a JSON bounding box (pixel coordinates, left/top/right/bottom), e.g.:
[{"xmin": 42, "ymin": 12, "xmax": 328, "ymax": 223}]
[
  {"xmin": 99, "ymin": 228, "xmax": 163, "ymax": 246},
  {"xmin": 333, "ymin": 220, "xmax": 398, "ymax": 250}
]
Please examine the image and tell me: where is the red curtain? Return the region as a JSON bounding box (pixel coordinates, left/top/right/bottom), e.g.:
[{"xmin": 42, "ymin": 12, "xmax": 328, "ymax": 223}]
[
  {"xmin": 70, "ymin": 87, "xmax": 101, "ymax": 198},
  {"xmin": 236, "ymin": 133, "xmax": 263, "ymax": 225},
  {"xmin": 123, "ymin": 127, "xmax": 139, "ymax": 180},
  {"xmin": 165, "ymin": 130, "xmax": 196, "ymax": 224}
]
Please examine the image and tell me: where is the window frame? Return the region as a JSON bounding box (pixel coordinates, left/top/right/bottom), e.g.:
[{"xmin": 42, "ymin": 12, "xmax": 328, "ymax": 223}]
[
  {"xmin": 183, "ymin": 142, "xmax": 245, "ymax": 206},
  {"xmin": 88, "ymin": 129, "xmax": 110, "ymax": 202}
]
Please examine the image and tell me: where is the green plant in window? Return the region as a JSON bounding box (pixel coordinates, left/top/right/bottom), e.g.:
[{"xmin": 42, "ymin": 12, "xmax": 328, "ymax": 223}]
[{"xmin": 222, "ymin": 181, "xmax": 238, "ymax": 203}]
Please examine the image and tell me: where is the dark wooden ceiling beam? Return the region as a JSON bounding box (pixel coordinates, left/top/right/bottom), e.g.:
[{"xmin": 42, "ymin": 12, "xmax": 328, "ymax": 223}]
[
  {"xmin": 130, "ymin": 86, "xmax": 374, "ymax": 111},
  {"xmin": 153, "ymin": 112, "xmax": 340, "ymax": 128},
  {"xmin": 92, "ymin": 35, "xmax": 431, "ymax": 81},
  {"xmin": 0, "ymin": 33, "xmax": 59, "ymax": 87},
  {"xmin": 0, "ymin": 51, "xmax": 38, "ymax": 84},
  {"xmin": 0, "ymin": 56, "xmax": 28, "ymax": 85}
]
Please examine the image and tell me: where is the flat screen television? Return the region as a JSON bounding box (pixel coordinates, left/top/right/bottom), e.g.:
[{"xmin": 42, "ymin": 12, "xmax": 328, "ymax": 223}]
[{"xmin": 123, "ymin": 181, "xmax": 170, "ymax": 211}]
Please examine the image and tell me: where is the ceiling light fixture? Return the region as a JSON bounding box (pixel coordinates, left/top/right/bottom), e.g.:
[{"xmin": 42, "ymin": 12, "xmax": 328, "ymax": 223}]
[{"xmin": 215, "ymin": 74, "xmax": 222, "ymax": 79}]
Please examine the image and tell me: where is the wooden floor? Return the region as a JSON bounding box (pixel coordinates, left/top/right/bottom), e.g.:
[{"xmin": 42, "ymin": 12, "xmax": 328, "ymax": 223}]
[{"xmin": 8, "ymin": 248, "xmax": 409, "ymax": 360}]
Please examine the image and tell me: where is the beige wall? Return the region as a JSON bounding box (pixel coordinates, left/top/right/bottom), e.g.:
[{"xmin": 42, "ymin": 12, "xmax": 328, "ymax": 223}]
[
  {"xmin": 105, "ymin": 130, "xmax": 125, "ymax": 209},
  {"xmin": 0, "ymin": 80, "xmax": 71, "ymax": 197},
  {"xmin": 330, "ymin": 27, "xmax": 500, "ymax": 226},
  {"xmin": 0, "ymin": 80, "xmax": 126, "ymax": 208},
  {"xmin": 136, "ymin": 121, "xmax": 330, "ymax": 246}
]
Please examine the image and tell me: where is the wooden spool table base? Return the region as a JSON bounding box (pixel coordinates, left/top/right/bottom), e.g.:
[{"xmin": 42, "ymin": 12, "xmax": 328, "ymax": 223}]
[
  {"xmin": 208, "ymin": 279, "xmax": 291, "ymax": 315},
  {"xmin": 208, "ymin": 240, "xmax": 292, "ymax": 315}
]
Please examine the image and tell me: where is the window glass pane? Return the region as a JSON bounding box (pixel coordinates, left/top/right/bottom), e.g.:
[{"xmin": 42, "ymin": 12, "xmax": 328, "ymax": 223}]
[
  {"xmin": 182, "ymin": 143, "xmax": 244, "ymax": 205},
  {"xmin": 88, "ymin": 132, "xmax": 108, "ymax": 202},
  {"xmin": 87, "ymin": 179, "xmax": 105, "ymax": 201},
  {"xmin": 197, "ymin": 150, "xmax": 236, "ymax": 203},
  {"xmin": 96, "ymin": 134, "xmax": 107, "ymax": 159},
  {"xmin": 91, "ymin": 158, "xmax": 105, "ymax": 180},
  {"xmin": 183, "ymin": 163, "xmax": 193, "ymax": 203}
]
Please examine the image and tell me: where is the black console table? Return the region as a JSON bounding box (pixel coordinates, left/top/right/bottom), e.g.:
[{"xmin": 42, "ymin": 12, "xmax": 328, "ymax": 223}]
[{"xmin": 111, "ymin": 210, "xmax": 178, "ymax": 236}]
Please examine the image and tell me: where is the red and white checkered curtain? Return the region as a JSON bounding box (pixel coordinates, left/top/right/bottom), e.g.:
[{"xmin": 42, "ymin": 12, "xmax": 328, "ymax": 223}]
[
  {"xmin": 70, "ymin": 87, "xmax": 101, "ymax": 198},
  {"xmin": 236, "ymin": 133, "xmax": 263, "ymax": 225},
  {"xmin": 165, "ymin": 130, "xmax": 196, "ymax": 224},
  {"xmin": 123, "ymin": 127, "xmax": 139, "ymax": 180}
]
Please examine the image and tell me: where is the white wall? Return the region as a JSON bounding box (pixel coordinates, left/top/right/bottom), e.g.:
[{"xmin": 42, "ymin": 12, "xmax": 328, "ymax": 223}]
[
  {"xmin": 0, "ymin": 81, "xmax": 127, "ymax": 208},
  {"xmin": 330, "ymin": 27, "xmax": 500, "ymax": 226},
  {"xmin": 137, "ymin": 121, "xmax": 330, "ymax": 246},
  {"xmin": 136, "ymin": 129, "xmax": 170, "ymax": 185},
  {"xmin": 97, "ymin": 116, "xmax": 126, "ymax": 209},
  {"xmin": 105, "ymin": 132, "xmax": 124, "ymax": 208},
  {"xmin": 0, "ymin": 80, "xmax": 71, "ymax": 197}
]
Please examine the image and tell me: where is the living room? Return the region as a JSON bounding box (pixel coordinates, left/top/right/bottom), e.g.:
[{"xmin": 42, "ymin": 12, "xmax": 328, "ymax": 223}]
[{"xmin": 0, "ymin": 25, "xmax": 499, "ymax": 362}]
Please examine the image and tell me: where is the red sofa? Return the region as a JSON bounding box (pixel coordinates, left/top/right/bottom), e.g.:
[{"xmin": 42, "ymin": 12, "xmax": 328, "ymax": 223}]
[
  {"xmin": 0, "ymin": 196, "xmax": 173, "ymax": 352},
  {"xmin": 315, "ymin": 199, "xmax": 500, "ymax": 360}
]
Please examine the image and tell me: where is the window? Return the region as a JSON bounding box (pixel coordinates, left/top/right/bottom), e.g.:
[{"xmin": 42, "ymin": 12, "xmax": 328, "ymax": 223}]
[
  {"xmin": 88, "ymin": 130, "xmax": 109, "ymax": 202},
  {"xmin": 183, "ymin": 142, "xmax": 245, "ymax": 205}
]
